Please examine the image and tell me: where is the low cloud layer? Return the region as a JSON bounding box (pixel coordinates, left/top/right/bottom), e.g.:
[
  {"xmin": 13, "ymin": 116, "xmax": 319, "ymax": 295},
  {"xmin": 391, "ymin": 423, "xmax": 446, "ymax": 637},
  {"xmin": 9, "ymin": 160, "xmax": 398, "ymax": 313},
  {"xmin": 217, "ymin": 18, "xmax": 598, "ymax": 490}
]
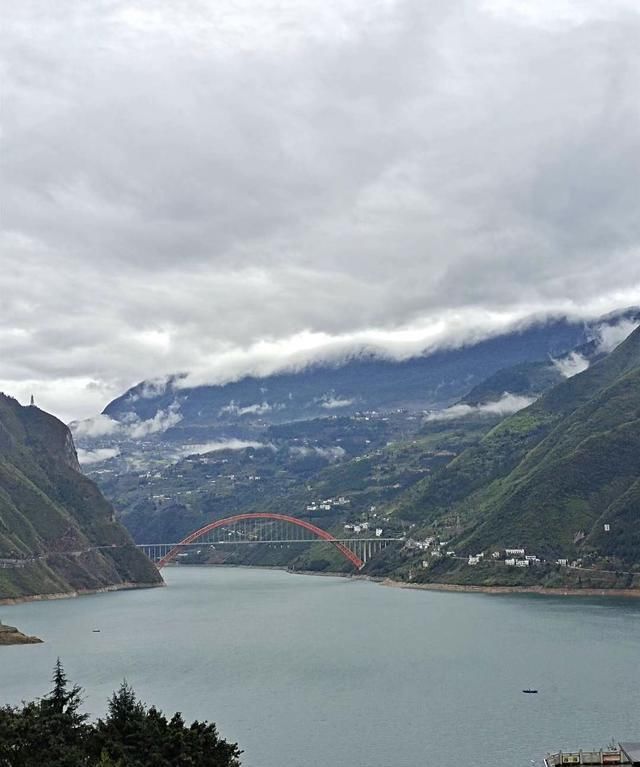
[
  {"xmin": 176, "ymin": 440, "xmax": 272, "ymax": 459},
  {"xmin": 319, "ymin": 395, "xmax": 355, "ymax": 410},
  {"xmin": 76, "ymin": 447, "xmax": 121, "ymax": 465},
  {"xmin": 219, "ymin": 401, "xmax": 277, "ymax": 417},
  {"xmin": 3, "ymin": 1, "xmax": 640, "ymax": 420},
  {"xmin": 593, "ymin": 319, "xmax": 640, "ymax": 354},
  {"xmin": 553, "ymin": 318, "xmax": 640, "ymax": 378},
  {"xmin": 290, "ymin": 445, "xmax": 347, "ymax": 462},
  {"xmin": 425, "ymin": 393, "xmax": 536, "ymax": 421},
  {"xmin": 552, "ymin": 352, "xmax": 591, "ymax": 380},
  {"xmin": 71, "ymin": 403, "xmax": 182, "ymax": 440}
]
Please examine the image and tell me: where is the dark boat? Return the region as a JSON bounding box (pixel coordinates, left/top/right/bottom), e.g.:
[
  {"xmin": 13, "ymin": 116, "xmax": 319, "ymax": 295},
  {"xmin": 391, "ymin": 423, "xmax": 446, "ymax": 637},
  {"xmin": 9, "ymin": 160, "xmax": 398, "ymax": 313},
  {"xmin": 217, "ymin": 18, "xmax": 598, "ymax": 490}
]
[{"xmin": 522, "ymin": 689, "xmax": 538, "ymax": 694}]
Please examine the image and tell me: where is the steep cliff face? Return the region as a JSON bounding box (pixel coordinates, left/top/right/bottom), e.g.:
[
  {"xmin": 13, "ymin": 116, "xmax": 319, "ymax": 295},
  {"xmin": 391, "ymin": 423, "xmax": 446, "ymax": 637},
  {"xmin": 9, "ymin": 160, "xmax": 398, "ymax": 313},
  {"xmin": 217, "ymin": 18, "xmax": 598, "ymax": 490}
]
[{"xmin": 0, "ymin": 394, "xmax": 162, "ymax": 600}]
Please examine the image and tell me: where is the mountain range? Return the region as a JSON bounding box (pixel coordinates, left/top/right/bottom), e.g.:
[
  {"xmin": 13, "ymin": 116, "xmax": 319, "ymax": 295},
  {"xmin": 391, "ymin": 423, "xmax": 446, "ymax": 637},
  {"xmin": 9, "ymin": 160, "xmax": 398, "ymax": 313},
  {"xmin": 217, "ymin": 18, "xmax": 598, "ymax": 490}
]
[
  {"xmin": 68, "ymin": 308, "xmax": 640, "ymax": 589},
  {"xmin": 101, "ymin": 316, "xmax": 593, "ymax": 437}
]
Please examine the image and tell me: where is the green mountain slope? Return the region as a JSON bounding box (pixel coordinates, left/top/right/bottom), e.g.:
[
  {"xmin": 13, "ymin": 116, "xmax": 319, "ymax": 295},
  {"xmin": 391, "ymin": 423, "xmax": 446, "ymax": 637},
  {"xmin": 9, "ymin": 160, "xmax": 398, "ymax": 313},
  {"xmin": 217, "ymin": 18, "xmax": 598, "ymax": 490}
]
[
  {"xmin": 395, "ymin": 326, "xmax": 640, "ymax": 569},
  {"xmin": 0, "ymin": 395, "xmax": 162, "ymax": 600}
]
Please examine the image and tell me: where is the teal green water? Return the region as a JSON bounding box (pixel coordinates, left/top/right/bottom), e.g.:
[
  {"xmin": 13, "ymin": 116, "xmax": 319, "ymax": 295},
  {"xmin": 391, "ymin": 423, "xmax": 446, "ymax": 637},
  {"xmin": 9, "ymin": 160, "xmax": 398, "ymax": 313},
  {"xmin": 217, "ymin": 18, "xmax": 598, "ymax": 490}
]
[{"xmin": 1, "ymin": 567, "xmax": 639, "ymax": 767}]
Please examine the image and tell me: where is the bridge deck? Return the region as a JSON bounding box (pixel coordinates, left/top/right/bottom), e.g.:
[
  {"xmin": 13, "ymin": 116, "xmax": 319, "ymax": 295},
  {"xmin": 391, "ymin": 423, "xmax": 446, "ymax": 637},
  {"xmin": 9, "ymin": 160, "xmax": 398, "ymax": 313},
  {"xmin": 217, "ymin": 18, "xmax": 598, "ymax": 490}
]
[{"xmin": 138, "ymin": 538, "xmax": 402, "ymax": 546}]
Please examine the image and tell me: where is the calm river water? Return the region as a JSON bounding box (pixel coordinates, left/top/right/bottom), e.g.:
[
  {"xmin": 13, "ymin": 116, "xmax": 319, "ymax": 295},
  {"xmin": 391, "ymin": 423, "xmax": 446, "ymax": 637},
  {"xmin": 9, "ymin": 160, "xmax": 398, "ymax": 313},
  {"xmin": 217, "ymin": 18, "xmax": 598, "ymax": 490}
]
[{"xmin": 1, "ymin": 567, "xmax": 639, "ymax": 767}]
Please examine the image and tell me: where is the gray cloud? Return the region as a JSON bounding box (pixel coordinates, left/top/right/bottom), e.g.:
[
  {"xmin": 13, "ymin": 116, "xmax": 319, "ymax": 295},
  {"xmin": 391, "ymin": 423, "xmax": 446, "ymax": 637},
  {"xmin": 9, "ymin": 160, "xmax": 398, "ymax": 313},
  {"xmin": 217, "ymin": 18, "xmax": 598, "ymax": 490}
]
[{"xmin": 2, "ymin": 0, "xmax": 640, "ymax": 420}]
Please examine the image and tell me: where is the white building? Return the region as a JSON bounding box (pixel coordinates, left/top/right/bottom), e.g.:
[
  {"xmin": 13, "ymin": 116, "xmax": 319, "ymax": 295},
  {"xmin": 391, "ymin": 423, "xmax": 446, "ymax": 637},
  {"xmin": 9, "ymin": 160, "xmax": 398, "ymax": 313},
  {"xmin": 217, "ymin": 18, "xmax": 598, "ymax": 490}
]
[
  {"xmin": 468, "ymin": 555, "xmax": 481, "ymax": 566},
  {"xmin": 375, "ymin": 528, "xmax": 383, "ymax": 538},
  {"xmin": 515, "ymin": 559, "xmax": 530, "ymax": 568},
  {"xmin": 505, "ymin": 548, "xmax": 525, "ymax": 557}
]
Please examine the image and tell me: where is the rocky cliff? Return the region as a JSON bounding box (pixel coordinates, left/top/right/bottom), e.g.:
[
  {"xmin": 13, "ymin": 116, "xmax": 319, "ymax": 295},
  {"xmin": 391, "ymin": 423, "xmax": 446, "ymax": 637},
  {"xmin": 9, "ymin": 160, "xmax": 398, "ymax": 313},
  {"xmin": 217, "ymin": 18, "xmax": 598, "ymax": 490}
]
[{"xmin": 0, "ymin": 394, "xmax": 162, "ymax": 601}]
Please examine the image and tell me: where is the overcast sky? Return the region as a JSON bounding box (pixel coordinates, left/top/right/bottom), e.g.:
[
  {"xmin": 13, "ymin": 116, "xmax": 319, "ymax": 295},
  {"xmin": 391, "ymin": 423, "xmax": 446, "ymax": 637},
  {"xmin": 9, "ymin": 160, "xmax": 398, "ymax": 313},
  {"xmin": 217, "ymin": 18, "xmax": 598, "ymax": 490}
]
[{"xmin": 2, "ymin": 0, "xmax": 640, "ymax": 421}]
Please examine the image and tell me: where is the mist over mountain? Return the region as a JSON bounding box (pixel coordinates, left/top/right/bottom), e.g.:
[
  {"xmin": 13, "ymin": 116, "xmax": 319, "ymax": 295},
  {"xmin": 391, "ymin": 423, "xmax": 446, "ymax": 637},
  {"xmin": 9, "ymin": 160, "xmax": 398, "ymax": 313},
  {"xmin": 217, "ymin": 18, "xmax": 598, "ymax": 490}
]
[
  {"xmin": 64, "ymin": 310, "xmax": 635, "ymax": 453},
  {"xmin": 92, "ymin": 317, "xmax": 588, "ymax": 439}
]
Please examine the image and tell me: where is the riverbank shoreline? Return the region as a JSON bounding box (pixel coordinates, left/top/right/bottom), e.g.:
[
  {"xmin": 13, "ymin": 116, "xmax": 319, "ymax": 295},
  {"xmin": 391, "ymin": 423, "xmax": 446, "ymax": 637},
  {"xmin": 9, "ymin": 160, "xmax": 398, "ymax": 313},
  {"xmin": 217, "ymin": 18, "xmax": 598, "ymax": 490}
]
[
  {"xmin": 221, "ymin": 564, "xmax": 640, "ymax": 598},
  {"xmin": 158, "ymin": 563, "xmax": 640, "ymax": 597},
  {"xmin": 378, "ymin": 578, "xmax": 640, "ymax": 598},
  {"xmin": 6, "ymin": 563, "xmax": 640, "ymax": 603},
  {"xmin": 0, "ymin": 580, "xmax": 164, "ymax": 607},
  {"xmin": 233, "ymin": 564, "xmax": 640, "ymax": 598}
]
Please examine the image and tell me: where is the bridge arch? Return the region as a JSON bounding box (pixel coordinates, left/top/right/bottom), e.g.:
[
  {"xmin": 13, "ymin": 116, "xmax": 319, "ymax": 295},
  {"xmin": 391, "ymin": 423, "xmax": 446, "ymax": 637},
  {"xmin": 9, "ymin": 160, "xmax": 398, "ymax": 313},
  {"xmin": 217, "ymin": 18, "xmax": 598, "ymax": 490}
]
[{"xmin": 156, "ymin": 512, "xmax": 365, "ymax": 570}]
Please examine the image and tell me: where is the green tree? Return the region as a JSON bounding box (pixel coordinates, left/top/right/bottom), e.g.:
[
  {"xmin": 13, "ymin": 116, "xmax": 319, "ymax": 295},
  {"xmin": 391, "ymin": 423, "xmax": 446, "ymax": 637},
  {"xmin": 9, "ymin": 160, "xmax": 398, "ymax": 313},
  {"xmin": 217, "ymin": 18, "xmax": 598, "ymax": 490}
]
[
  {"xmin": 89, "ymin": 682, "xmax": 242, "ymax": 767},
  {"xmin": 0, "ymin": 664, "xmax": 242, "ymax": 767},
  {"xmin": 0, "ymin": 704, "xmax": 22, "ymax": 767}
]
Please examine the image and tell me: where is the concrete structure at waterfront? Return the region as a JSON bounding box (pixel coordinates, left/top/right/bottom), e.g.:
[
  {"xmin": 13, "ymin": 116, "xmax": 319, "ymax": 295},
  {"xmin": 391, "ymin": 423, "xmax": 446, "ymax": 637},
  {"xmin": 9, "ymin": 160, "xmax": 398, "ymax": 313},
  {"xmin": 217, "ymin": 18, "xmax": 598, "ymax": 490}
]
[{"xmin": 545, "ymin": 742, "xmax": 640, "ymax": 765}]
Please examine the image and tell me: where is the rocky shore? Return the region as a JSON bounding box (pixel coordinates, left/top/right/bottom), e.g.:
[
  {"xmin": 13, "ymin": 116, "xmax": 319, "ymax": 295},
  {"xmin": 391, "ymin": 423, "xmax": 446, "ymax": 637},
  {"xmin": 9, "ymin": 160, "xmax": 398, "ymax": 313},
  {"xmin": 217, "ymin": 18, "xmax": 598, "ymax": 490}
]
[{"xmin": 0, "ymin": 621, "xmax": 42, "ymax": 645}]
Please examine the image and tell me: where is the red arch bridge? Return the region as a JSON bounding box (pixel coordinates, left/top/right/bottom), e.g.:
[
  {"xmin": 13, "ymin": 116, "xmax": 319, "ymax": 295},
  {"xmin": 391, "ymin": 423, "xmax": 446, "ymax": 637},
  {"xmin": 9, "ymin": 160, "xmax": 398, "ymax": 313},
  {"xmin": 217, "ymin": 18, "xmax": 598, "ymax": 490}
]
[{"xmin": 137, "ymin": 513, "xmax": 402, "ymax": 570}]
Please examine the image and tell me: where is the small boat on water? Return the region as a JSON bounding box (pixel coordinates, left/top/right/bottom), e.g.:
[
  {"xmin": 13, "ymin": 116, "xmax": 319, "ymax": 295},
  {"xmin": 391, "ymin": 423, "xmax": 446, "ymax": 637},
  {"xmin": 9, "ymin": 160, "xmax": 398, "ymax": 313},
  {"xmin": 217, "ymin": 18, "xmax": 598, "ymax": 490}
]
[
  {"xmin": 522, "ymin": 688, "xmax": 538, "ymax": 694},
  {"xmin": 92, "ymin": 629, "xmax": 101, "ymax": 633}
]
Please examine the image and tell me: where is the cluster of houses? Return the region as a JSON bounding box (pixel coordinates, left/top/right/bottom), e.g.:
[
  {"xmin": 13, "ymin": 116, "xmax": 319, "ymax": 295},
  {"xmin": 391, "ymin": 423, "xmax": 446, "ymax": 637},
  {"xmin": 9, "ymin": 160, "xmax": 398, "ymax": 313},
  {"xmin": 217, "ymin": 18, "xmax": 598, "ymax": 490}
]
[
  {"xmin": 409, "ymin": 536, "xmax": 448, "ymax": 553},
  {"xmin": 404, "ymin": 542, "xmax": 579, "ymax": 570},
  {"xmin": 467, "ymin": 548, "xmax": 542, "ymax": 567},
  {"xmin": 405, "ymin": 537, "xmax": 456, "ymax": 567},
  {"xmin": 344, "ymin": 521, "xmax": 384, "ymax": 537},
  {"xmin": 306, "ymin": 496, "xmax": 351, "ymax": 512}
]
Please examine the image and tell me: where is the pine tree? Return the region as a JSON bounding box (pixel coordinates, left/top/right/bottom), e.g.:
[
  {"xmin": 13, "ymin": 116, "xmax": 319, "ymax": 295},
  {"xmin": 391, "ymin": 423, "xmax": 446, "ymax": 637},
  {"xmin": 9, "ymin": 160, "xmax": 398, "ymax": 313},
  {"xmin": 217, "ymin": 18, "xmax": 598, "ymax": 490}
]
[
  {"xmin": 91, "ymin": 682, "xmax": 150, "ymax": 766},
  {"xmin": 35, "ymin": 659, "xmax": 88, "ymax": 766},
  {"xmin": 44, "ymin": 658, "xmax": 86, "ymax": 721}
]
